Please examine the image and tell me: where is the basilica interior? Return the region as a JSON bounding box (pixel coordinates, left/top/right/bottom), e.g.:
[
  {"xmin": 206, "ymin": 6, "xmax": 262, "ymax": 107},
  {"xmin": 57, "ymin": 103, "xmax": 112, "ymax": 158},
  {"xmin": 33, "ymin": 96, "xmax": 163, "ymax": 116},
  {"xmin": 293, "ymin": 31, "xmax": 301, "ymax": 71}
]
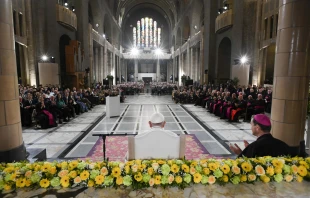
[{"xmin": 1, "ymin": 0, "xmax": 310, "ymax": 196}]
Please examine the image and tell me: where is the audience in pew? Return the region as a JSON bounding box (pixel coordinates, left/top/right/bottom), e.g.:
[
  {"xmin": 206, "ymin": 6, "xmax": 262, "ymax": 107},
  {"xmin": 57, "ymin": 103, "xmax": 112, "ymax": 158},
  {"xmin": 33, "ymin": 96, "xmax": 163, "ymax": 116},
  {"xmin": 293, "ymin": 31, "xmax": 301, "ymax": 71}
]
[
  {"xmin": 172, "ymin": 84, "xmax": 273, "ymax": 123},
  {"xmin": 18, "ymin": 84, "xmax": 125, "ymax": 129}
]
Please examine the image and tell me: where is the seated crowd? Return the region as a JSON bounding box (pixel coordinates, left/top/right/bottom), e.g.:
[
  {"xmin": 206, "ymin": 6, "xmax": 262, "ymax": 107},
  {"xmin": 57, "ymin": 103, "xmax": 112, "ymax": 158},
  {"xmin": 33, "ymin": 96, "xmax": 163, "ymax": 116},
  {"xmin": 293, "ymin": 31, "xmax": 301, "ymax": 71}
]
[
  {"xmin": 173, "ymin": 84, "xmax": 272, "ymax": 122},
  {"xmin": 150, "ymin": 82, "xmax": 178, "ymax": 95},
  {"xmin": 19, "ymin": 84, "xmax": 124, "ymax": 129}
]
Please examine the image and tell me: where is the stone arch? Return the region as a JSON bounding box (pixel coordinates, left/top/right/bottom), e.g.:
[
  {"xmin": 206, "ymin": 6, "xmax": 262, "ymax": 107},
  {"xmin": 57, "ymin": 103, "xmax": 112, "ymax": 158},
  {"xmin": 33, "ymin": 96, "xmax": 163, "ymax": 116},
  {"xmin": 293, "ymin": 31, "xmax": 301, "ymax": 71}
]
[
  {"xmin": 59, "ymin": 34, "xmax": 71, "ymax": 85},
  {"xmin": 103, "ymin": 14, "xmax": 112, "ymax": 42},
  {"xmin": 217, "ymin": 37, "xmax": 232, "ymax": 83},
  {"xmin": 191, "ymin": 0, "xmax": 204, "ymax": 33},
  {"xmin": 176, "ymin": 28, "xmax": 182, "ymax": 49},
  {"xmin": 183, "ymin": 16, "xmax": 190, "ymax": 44},
  {"xmin": 89, "ymin": 1, "xmax": 103, "ymax": 33}
]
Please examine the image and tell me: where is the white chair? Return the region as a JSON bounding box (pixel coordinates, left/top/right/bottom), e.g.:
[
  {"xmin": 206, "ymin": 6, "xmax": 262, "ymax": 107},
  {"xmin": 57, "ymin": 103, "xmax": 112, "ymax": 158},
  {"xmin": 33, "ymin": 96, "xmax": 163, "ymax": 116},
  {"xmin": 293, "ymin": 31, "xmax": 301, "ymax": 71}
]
[{"xmin": 127, "ymin": 130, "xmax": 186, "ymax": 160}]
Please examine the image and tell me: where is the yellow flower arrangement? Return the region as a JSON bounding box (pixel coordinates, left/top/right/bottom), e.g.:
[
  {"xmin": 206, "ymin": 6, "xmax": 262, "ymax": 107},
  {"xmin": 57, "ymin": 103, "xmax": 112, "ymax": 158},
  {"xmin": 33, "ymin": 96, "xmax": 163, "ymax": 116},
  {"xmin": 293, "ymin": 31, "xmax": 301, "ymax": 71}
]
[
  {"xmin": 0, "ymin": 157, "xmax": 309, "ymax": 191},
  {"xmin": 116, "ymin": 176, "xmax": 123, "ymax": 185},
  {"xmin": 221, "ymin": 164, "xmax": 230, "ymax": 174},
  {"xmin": 175, "ymin": 176, "xmax": 183, "ymax": 184},
  {"xmin": 95, "ymin": 175, "xmax": 104, "ymax": 185},
  {"xmin": 16, "ymin": 178, "xmax": 26, "ymax": 188},
  {"xmin": 297, "ymin": 166, "xmax": 307, "ymax": 177},
  {"xmin": 193, "ymin": 173, "xmax": 202, "ymax": 183},
  {"xmin": 266, "ymin": 166, "xmax": 275, "ymax": 176},
  {"xmin": 60, "ymin": 176, "xmax": 70, "ymax": 187},
  {"xmin": 171, "ymin": 164, "xmax": 179, "ymax": 173},
  {"xmin": 112, "ymin": 167, "xmax": 121, "ymax": 178},
  {"xmin": 69, "ymin": 171, "xmax": 77, "ymax": 178},
  {"xmin": 241, "ymin": 162, "xmax": 253, "ymax": 173},
  {"xmin": 134, "ymin": 172, "xmax": 142, "ymax": 182},
  {"xmin": 40, "ymin": 179, "xmax": 50, "ymax": 188}
]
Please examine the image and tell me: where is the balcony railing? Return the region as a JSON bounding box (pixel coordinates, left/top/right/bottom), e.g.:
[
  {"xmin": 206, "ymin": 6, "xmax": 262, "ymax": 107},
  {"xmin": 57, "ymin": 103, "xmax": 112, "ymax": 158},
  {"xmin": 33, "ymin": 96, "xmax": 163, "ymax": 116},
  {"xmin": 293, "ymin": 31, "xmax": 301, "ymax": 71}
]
[
  {"xmin": 56, "ymin": 4, "xmax": 77, "ymax": 31},
  {"xmin": 215, "ymin": 9, "xmax": 233, "ymax": 33}
]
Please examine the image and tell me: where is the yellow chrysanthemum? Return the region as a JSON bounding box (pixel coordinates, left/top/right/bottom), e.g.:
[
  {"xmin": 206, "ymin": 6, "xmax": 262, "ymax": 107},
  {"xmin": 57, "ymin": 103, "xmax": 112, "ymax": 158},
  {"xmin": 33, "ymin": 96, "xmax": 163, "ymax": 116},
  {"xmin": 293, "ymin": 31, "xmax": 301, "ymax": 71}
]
[
  {"xmin": 284, "ymin": 174, "xmax": 293, "ymax": 182},
  {"xmin": 171, "ymin": 164, "xmax": 180, "ymax": 173},
  {"xmin": 296, "ymin": 175, "xmax": 303, "ymax": 182},
  {"xmin": 60, "ymin": 176, "xmax": 70, "ymax": 187},
  {"xmin": 297, "ymin": 165, "xmax": 307, "ymax": 177},
  {"xmin": 34, "ymin": 165, "xmax": 41, "ymax": 171},
  {"xmin": 272, "ymin": 159, "xmax": 283, "ymax": 169},
  {"xmin": 208, "ymin": 163, "xmax": 219, "ymax": 171},
  {"xmin": 39, "ymin": 179, "xmax": 50, "ymax": 188},
  {"xmin": 112, "ymin": 167, "xmax": 121, "ymax": 178},
  {"xmin": 154, "ymin": 175, "xmax": 161, "ymax": 185},
  {"xmin": 274, "ymin": 167, "xmax": 282, "ymax": 174},
  {"xmin": 138, "ymin": 164, "xmax": 146, "ymax": 172},
  {"xmin": 50, "ymin": 166, "xmax": 57, "ymax": 175},
  {"xmin": 124, "ymin": 165, "xmax": 130, "ymax": 174},
  {"xmin": 266, "ymin": 166, "xmax": 274, "ymax": 176},
  {"xmin": 126, "ymin": 161, "xmax": 134, "ymax": 166},
  {"xmin": 241, "ymin": 162, "xmax": 253, "ymax": 172},
  {"xmin": 220, "ymin": 164, "xmax": 230, "ymax": 174},
  {"xmin": 69, "ymin": 171, "xmax": 77, "ymax": 178},
  {"xmin": 193, "ymin": 173, "xmax": 202, "ymax": 183},
  {"xmin": 260, "ymin": 175, "xmax": 270, "ymax": 183},
  {"xmin": 191, "ymin": 161, "xmax": 198, "ymax": 167},
  {"xmin": 3, "ymin": 184, "xmax": 12, "ymax": 191},
  {"xmin": 116, "ymin": 176, "xmax": 123, "ymax": 185},
  {"xmin": 255, "ymin": 165, "xmax": 266, "ymax": 176},
  {"xmin": 74, "ymin": 176, "xmax": 82, "ymax": 184},
  {"xmin": 134, "ymin": 172, "xmax": 142, "ymax": 182},
  {"xmin": 3, "ymin": 167, "xmax": 15, "ymax": 174},
  {"xmin": 95, "ymin": 175, "xmax": 104, "ymax": 185},
  {"xmin": 157, "ymin": 160, "xmax": 166, "ymax": 165},
  {"xmin": 240, "ymin": 174, "xmax": 247, "ymax": 182},
  {"xmin": 222, "ymin": 175, "xmax": 229, "ymax": 183},
  {"xmin": 25, "ymin": 179, "xmax": 32, "ymax": 187},
  {"xmin": 16, "ymin": 177, "xmax": 26, "ymax": 188},
  {"xmin": 135, "ymin": 160, "xmax": 142, "ymax": 165},
  {"xmin": 69, "ymin": 160, "xmax": 78, "ymax": 170},
  {"xmin": 88, "ymin": 180, "xmax": 94, "ymax": 187},
  {"xmin": 299, "ymin": 161, "xmax": 309, "ymax": 169},
  {"xmin": 182, "ymin": 164, "xmax": 189, "ymax": 173},
  {"xmin": 175, "ymin": 176, "xmax": 183, "ymax": 184},
  {"xmin": 203, "ymin": 168, "xmax": 210, "ymax": 175},
  {"xmin": 148, "ymin": 167, "xmax": 154, "ymax": 176},
  {"xmin": 80, "ymin": 170, "xmax": 90, "ymax": 181},
  {"xmin": 60, "ymin": 161, "xmax": 68, "ymax": 169},
  {"xmin": 41, "ymin": 164, "xmax": 51, "ymax": 172},
  {"xmin": 167, "ymin": 160, "xmax": 173, "ymax": 166}
]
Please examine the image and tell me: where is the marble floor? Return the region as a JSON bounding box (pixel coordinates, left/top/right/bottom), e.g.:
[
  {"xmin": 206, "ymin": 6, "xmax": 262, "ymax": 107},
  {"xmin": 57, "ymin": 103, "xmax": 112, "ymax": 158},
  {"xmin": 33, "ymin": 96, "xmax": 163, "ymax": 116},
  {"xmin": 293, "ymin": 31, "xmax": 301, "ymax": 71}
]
[{"xmin": 23, "ymin": 94, "xmax": 259, "ymax": 160}]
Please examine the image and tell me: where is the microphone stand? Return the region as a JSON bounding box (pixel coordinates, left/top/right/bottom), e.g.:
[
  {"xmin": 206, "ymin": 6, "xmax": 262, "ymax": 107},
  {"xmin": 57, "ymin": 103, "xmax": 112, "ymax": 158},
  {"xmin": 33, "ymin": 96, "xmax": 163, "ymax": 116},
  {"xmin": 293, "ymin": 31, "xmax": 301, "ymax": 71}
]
[{"xmin": 92, "ymin": 133, "xmax": 136, "ymax": 161}]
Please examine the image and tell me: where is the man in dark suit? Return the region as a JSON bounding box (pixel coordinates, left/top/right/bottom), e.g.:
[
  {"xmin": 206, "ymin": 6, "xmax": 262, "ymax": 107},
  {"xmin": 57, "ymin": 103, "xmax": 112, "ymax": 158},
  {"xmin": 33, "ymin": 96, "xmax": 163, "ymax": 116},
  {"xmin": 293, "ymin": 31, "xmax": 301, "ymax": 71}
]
[{"xmin": 230, "ymin": 114, "xmax": 290, "ymax": 158}]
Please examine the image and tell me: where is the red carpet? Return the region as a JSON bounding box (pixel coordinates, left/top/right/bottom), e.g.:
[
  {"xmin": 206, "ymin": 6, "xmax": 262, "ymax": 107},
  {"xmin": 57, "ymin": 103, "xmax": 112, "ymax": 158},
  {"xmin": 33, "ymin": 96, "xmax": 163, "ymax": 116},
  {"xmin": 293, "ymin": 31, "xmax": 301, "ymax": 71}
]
[{"xmin": 83, "ymin": 134, "xmax": 215, "ymax": 162}]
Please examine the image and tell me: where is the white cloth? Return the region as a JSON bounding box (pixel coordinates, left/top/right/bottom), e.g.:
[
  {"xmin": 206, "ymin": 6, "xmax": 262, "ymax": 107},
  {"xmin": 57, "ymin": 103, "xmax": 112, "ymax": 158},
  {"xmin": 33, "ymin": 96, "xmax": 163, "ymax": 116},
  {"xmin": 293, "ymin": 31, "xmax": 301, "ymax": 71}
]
[{"xmin": 133, "ymin": 128, "xmax": 181, "ymax": 159}]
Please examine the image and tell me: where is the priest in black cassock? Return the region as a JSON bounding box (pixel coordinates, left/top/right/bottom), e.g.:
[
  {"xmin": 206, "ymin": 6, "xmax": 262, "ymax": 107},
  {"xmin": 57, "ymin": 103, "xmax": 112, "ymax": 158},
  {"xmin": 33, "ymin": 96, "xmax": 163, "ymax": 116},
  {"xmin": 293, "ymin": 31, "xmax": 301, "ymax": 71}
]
[{"xmin": 229, "ymin": 114, "xmax": 290, "ymax": 158}]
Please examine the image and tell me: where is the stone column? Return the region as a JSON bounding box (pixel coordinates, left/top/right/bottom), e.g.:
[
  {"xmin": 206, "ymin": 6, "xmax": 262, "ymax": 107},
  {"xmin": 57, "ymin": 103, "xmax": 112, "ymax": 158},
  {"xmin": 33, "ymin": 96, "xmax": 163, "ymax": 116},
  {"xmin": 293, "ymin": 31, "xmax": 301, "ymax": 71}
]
[
  {"xmin": 156, "ymin": 59, "xmax": 160, "ymax": 82},
  {"xmin": 94, "ymin": 48, "xmax": 99, "ymax": 83},
  {"xmin": 172, "ymin": 57, "xmax": 175, "ymax": 83},
  {"xmin": 112, "ymin": 51, "xmax": 116, "ymax": 85},
  {"xmin": 100, "ymin": 47, "xmax": 104, "ymax": 83},
  {"xmin": 271, "ymin": 0, "xmax": 310, "ymax": 146},
  {"xmin": 103, "ymin": 44, "xmax": 107, "ymax": 78},
  {"xmin": 190, "ymin": 48, "xmax": 194, "ymax": 80},
  {"xmin": 178, "ymin": 55, "xmax": 182, "ymax": 85},
  {"xmin": 125, "ymin": 60, "xmax": 128, "ymax": 82},
  {"xmin": 134, "ymin": 59, "xmax": 138, "ymax": 82},
  {"xmin": 0, "ymin": 0, "xmax": 26, "ymax": 162}
]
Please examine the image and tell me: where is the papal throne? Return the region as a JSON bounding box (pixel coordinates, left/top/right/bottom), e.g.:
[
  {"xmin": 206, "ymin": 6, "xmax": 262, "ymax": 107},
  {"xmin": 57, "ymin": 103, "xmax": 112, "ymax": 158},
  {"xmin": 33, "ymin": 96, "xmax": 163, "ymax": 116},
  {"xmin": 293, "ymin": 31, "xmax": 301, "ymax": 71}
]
[{"xmin": 127, "ymin": 130, "xmax": 186, "ymax": 160}]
